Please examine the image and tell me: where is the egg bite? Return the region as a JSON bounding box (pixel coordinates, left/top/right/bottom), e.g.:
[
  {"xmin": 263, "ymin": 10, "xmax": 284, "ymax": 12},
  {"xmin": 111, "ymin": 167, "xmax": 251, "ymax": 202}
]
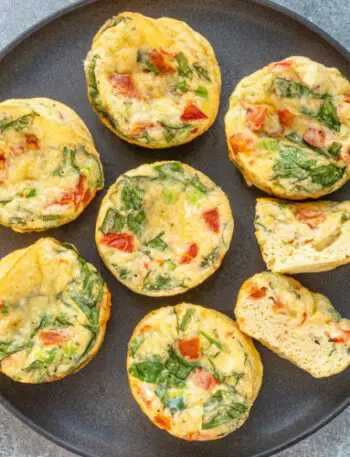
[
  {"xmin": 0, "ymin": 238, "xmax": 111, "ymax": 383},
  {"xmin": 127, "ymin": 303, "xmax": 263, "ymax": 440},
  {"xmin": 235, "ymin": 272, "xmax": 350, "ymax": 378},
  {"xmin": 225, "ymin": 56, "xmax": 350, "ymax": 200},
  {"xmin": 0, "ymin": 98, "xmax": 104, "ymax": 232},
  {"xmin": 96, "ymin": 161, "xmax": 233, "ymax": 296},
  {"xmin": 84, "ymin": 12, "xmax": 221, "ymax": 148},
  {"xmin": 255, "ymin": 198, "xmax": 350, "ymax": 274}
]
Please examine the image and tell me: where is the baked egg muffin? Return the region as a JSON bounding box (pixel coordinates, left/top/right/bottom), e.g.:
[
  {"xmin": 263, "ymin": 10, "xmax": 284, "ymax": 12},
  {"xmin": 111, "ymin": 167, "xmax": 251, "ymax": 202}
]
[
  {"xmin": 235, "ymin": 272, "xmax": 350, "ymax": 378},
  {"xmin": 0, "ymin": 238, "xmax": 111, "ymax": 383},
  {"xmin": 225, "ymin": 56, "xmax": 350, "ymax": 199},
  {"xmin": 96, "ymin": 161, "xmax": 233, "ymax": 296},
  {"xmin": 127, "ymin": 303, "xmax": 263, "ymax": 440},
  {"xmin": 84, "ymin": 12, "xmax": 221, "ymax": 148},
  {"xmin": 0, "ymin": 98, "xmax": 104, "ymax": 232},
  {"xmin": 255, "ymin": 198, "xmax": 350, "ymax": 273}
]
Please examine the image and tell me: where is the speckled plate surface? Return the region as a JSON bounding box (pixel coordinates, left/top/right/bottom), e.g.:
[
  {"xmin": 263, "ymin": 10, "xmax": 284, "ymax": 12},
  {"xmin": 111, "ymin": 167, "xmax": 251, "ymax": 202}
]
[{"xmin": 0, "ymin": 1, "xmax": 349, "ymax": 456}]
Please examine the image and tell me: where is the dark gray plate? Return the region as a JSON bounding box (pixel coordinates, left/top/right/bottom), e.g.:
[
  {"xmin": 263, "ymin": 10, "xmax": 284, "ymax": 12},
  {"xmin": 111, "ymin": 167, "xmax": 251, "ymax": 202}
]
[{"xmin": 0, "ymin": 1, "xmax": 349, "ymax": 456}]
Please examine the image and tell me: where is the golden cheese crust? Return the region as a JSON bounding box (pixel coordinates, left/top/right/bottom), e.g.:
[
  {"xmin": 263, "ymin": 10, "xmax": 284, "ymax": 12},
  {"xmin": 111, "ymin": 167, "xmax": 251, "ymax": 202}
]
[
  {"xmin": 127, "ymin": 303, "xmax": 263, "ymax": 440},
  {"xmin": 84, "ymin": 12, "xmax": 221, "ymax": 148},
  {"xmin": 95, "ymin": 161, "xmax": 233, "ymax": 296},
  {"xmin": 0, "ymin": 98, "xmax": 104, "ymax": 232},
  {"xmin": 225, "ymin": 56, "xmax": 350, "ymax": 200},
  {"xmin": 0, "ymin": 238, "xmax": 111, "ymax": 383},
  {"xmin": 255, "ymin": 198, "xmax": 350, "ymax": 273},
  {"xmin": 235, "ymin": 272, "xmax": 350, "ymax": 378}
]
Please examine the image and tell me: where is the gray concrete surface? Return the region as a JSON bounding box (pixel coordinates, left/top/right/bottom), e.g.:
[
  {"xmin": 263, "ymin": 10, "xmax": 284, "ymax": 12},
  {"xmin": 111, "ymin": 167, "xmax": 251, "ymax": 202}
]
[{"xmin": 0, "ymin": 0, "xmax": 350, "ymax": 456}]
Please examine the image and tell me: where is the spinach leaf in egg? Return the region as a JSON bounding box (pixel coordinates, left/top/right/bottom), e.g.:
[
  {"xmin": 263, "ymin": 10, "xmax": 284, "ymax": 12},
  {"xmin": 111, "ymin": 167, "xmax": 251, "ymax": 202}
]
[
  {"xmin": 193, "ymin": 62, "xmax": 212, "ymax": 82},
  {"xmin": 271, "ymin": 77, "xmax": 324, "ymax": 99},
  {"xmin": 300, "ymin": 97, "xmax": 341, "ymax": 132},
  {"xmin": 101, "ymin": 208, "xmax": 125, "ymax": 234},
  {"xmin": 87, "ymin": 55, "xmax": 119, "ymax": 131},
  {"xmin": 52, "ymin": 146, "xmax": 80, "ymax": 177},
  {"xmin": 0, "ymin": 112, "xmax": 37, "ymax": 133},
  {"xmin": 146, "ymin": 231, "xmax": 168, "ymax": 251},
  {"xmin": 202, "ymin": 390, "xmax": 248, "ymax": 430},
  {"xmin": 179, "ymin": 308, "xmax": 194, "ymax": 331},
  {"xmin": 175, "ymin": 52, "xmax": 193, "ymax": 79},
  {"xmin": 127, "ymin": 210, "xmax": 146, "ymax": 236}
]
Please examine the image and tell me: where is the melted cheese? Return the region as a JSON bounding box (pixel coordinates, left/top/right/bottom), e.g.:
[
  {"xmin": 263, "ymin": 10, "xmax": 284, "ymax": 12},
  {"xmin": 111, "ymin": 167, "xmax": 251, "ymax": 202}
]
[
  {"xmin": 0, "ymin": 238, "xmax": 110, "ymax": 383},
  {"xmin": 95, "ymin": 161, "xmax": 234, "ymax": 296},
  {"xmin": 127, "ymin": 303, "xmax": 263, "ymax": 440},
  {"xmin": 0, "ymin": 99, "xmax": 104, "ymax": 232},
  {"xmin": 235, "ymin": 272, "xmax": 350, "ymax": 378},
  {"xmin": 225, "ymin": 56, "xmax": 350, "ymax": 199},
  {"xmin": 84, "ymin": 12, "xmax": 221, "ymax": 148},
  {"xmin": 255, "ymin": 198, "xmax": 350, "ymax": 273}
]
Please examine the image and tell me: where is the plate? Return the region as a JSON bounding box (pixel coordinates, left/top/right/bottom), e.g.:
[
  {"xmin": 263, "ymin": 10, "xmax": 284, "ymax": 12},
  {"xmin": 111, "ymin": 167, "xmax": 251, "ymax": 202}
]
[{"xmin": 0, "ymin": 1, "xmax": 349, "ymax": 456}]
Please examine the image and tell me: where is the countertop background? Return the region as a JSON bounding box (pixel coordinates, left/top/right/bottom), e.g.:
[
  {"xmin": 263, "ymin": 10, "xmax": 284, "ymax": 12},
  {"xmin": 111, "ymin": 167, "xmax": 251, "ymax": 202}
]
[{"xmin": 0, "ymin": 0, "xmax": 350, "ymax": 456}]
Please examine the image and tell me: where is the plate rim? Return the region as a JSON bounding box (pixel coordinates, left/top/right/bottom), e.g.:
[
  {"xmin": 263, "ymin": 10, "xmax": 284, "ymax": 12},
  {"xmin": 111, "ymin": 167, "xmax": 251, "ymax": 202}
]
[{"xmin": 0, "ymin": 0, "xmax": 349, "ymax": 456}]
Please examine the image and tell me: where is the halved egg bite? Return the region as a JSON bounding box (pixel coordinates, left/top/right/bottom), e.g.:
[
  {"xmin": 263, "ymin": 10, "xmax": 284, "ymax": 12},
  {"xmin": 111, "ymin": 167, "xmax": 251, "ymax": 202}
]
[
  {"xmin": 255, "ymin": 198, "xmax": 350, "ymax": 273},
  {"xmin": 235, "ymin": 272, "xmax": 350, "ymax": 377},
  {"xmin": 0, "ymin": 98, "xmax": 104, "ymax": 232},
  {"xmin": 95, "ymin": 161, "xmax": 233, "ymax": 296},
  {"xmin": 225, "ymin": 56, "xmax": 350, "ymax": 199},
  {"xmin": 0, "ymin": 238, "xmax": 111, "ymax": 383},
  {"xmin": 127, "ymin": 303, "xmax": 263, "ymax": 440},
  {"xmin": 84, "ymin": 12, "xmax": 221, "ymax": 148}
]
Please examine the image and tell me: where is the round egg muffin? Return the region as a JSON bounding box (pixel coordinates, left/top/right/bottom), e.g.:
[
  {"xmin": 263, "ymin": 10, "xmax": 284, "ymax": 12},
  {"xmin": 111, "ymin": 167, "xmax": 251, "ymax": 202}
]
[
  {"xmin": 96, "ymin": 161, "xmax": 233, "ymax": 296},
  {"xmin": 225, "ymin": 56, "xmax": 350, "ymax": 199},
  {"xmin": 84, "ymin": 12, "xmax": 221, "ymax": 148},
  {"xmin": 127, "ymin": 303, "xmax": 263, "ymax": 440},
  {"xmin": 0, "ymin": 98, "xmax": 104, "ymax": 232},
  {"xmin": 0, "ymin": 238, "xmax": 111, "ymax": 383}
]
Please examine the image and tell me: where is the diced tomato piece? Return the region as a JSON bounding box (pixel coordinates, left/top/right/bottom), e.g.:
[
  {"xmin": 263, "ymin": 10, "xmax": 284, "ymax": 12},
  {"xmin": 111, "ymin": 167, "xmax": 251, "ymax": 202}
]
[
  {"xmin": 344, "ymin": 95, "xmax": 350, "ymax": 103},
  {"xmin": 109, "ymin": 73, "xmax": 142, "ymax": 99},
  {"xmin": 159, "ymin": 48, "xmax": 175, "ymax": 58},
  {"xmin": 229, "ymin": 133, "xmax": 255, "ymax": 156},
  {"xmin": 148, "ymin": 50, "xmax": 175, "ymax": 74},
  {"xmin": 303, "ymin": 127, "xmax": 326, "ymax": 149},
  {"xmin": 25, "ymin": 134, "xmax": 40, "ymax": 150},
  {"xmin": 299, "ymin": 312, "xmax": 307, "ymax": 326},
  {"xmin": 178, "ymin": 337, "xmax": 200, "ymax": 360},
  {"xmin": 189, "ymin": 367, "xmax": 218, "ymax": 390},
  {"xmin": 82, "ymin": 187, "xmax": 92, "ymax": 204},
  {"xmin": 278, "ymin": 109, "xmax": 294, "ymax": 127},
  {"xmin": 0, "ymin": 152, "xmax": 7, "ymax": 182},
  {"xmin": 140, "ymin": 324, "xmax": 152, "ymax": 334},
  {"xmin": 180, "ymin": 103, "xmax": 208, "ymax": 121},
  {"xmin": 203, "ymin": 208, "xmax": 220, "ymax": 233},
  {"xmin": 249, "ymin": 283, "xmax": 266, "ymax": 299},
  {"xmin": 10, "ymin": 144, "xmax": 25, "ymax": 156},
  {"xmin": 185, "ymin": 432, "xmax": 212, "ymax": 441},
  {"xmin": 130, "ymin": 122, "xmax": 157, "ymax": 138},
  {"xmin": 53, "ymin": 191, "xmax": 73, "ymax": 206},
  {"xmin": 101, "ymin": 232, "xmax": 135, "ymax": 252},
  {"xmin": 327, "ymin": 329, "xmax": 350, "ymax": 343},
  {"xmin": 154, "ymin": 413, "xmax": 171, "ymax": 430},
  {"xmin": 244, "ymin": 104, "xmax": 268, "ymax": 131},
  {"xmin": 268, "ymin": 60, "xmax": 292, "ymax": 71},
  {"xmin": 272, "ymin": 298, "xmax": 287, "ymax": 314},
  {"xmin": 341, "ymin": 147, "xmax": 350, "ymax": 165},
  {"xmin": 40, "ymin": 331, "xmax": 68, "ymax": 345},
  {"xmin": 295, "ymin": 208, "xmax": 326, "ymax": 229},
  {"xmin": 180, "ymin": 243, "xmax": 199, "ymax": 264},
  {"xmin": 73, "ymin": 174, "xmax": 86, "ymax": 210},
  {"xmin": 0, "ymin": 300, "xmax": 4, "ymax": 310},
  {"xmin": 136, "ymin": 387, "xmax": 153, "ymax": 409}
]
